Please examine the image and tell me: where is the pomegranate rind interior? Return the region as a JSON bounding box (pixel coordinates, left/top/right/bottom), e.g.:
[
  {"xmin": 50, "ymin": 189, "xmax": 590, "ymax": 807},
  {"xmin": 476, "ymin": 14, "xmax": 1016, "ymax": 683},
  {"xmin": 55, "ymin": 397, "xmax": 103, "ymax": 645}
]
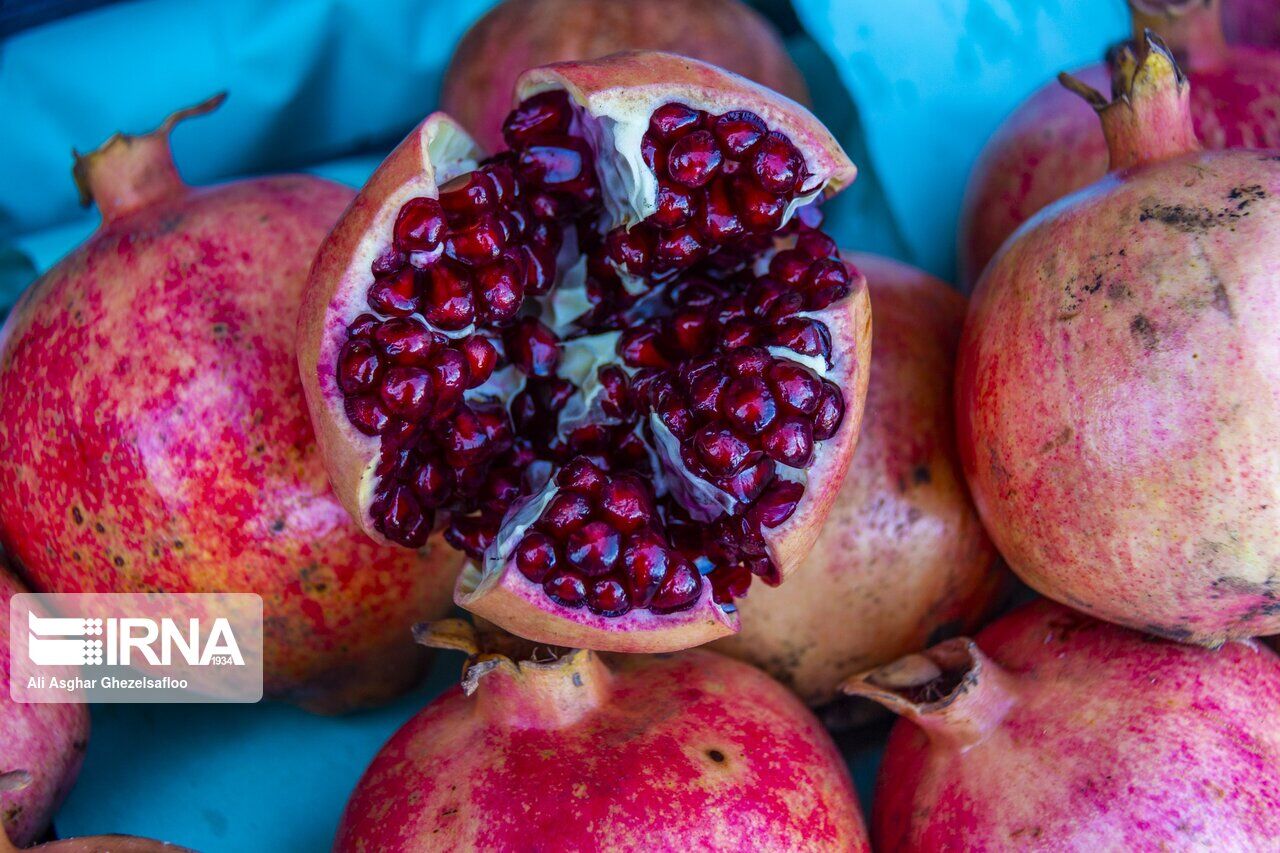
[{"xmin": 299, "ymin": 113, "xmax": 483, "ymax": 540}]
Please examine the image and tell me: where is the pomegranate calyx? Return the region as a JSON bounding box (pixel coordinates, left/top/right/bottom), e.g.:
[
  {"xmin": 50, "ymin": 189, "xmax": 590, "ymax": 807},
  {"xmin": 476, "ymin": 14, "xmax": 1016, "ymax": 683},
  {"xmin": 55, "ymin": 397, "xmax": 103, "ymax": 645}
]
[
  {"xmin": 71, "ymin": 92, "xmax": 226, "ymax": 222},
  {"xmin": 1058, "ymin": 32, "xmax": 1200, "ymax": 171},
  {"xmin": 842, "ymin": 638, "xmax": 1018, "ymax": 751},
  {"xmin": 1129, "ymin": 0, "xmax": 1229, "ymax": 71}
]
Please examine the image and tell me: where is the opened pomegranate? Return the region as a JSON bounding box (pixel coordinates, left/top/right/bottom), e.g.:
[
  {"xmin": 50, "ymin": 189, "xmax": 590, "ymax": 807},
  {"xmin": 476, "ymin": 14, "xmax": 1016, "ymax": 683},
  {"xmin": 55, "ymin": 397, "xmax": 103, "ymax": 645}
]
[
  {"xmin": 334, "ymin": 619, "xmax": 869, "ymax": 851},
  {"xmin": 300, "ymin": 52, "xmax": 871, "ymax": 652},
  {"xmin": 0, "ymin": 568, "xmax": 88, "ymax": 847},
  {"xmin": 1224, "ymin": 0, "xmax": 1280, "ymax": 48},
  {"xmin": 957, "ymin": 35, "xmax": 1280, "ymax": 643},
  {"xmin": 441, "ymin": 0, "xmax": 809, "ymax": 152},
  {"xmin": 959, "ymin": 0, "xmax": 1280, "ymax": 287},
  {"xmin": 846, "ymin": 599, "xmax": 1280, "ymax": 849},
  {"xmin": 714, "ymin": 255, "xmax": 1004, "ymax": 707},
  {"xmin": 0, "ymin": 96, "xmax": 464, "ymax": 713}
]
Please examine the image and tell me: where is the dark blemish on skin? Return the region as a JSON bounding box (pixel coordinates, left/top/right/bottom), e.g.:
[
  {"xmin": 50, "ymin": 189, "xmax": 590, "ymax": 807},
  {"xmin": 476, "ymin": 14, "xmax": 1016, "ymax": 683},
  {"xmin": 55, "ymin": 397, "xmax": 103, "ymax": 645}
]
[
  {"xmin": 1211, "ymin": 283, "xmax": 1234, "ymax": 319},
  {"xmin": 113, "ymin": 556, "xmax": 124, "ymax": 568},
  {"xmin": 71, "ymin": 507, "xmax": 83, "ymax": 524},
  {"xmin": 1083, "ymin": 274, "xmax": 1103, "ymax": 295},
  {"xmin": 174, "ymin": 540, "xmax": 184, "ymax": 550},
  {"xmin": 907, "ymin": 508, "xmax": 923, "ymax": 524},
  {"xmin": 1106, "ymin": 281, "xmax": 1131, "ymax": 301},
  {"xmin": 439, "ymin": 807, "xmax": 458, "ymax": 817},
  {"xmin": 270, "ymin": 519, "xmax": 285, "ymax": 533},
  {"xmin": 912, "ymin": 465, "xmax": 932, "ymax": 485},
  {"xmin": 1137, "ymin": 186, "xmax": 1264, "ymax": 233},
  {"xmin": 72, "ymin": 552, "xmax": 81, "ymax": 562},
  {"xmin": 1038, "ymin": 426, "xmax": 1074, "ymax": 455},
  {"xmin": 94, "ymin": 522, "xmax": 105, "ymax": 534},
  {"xmin": 572, "ymin": 672, "xmax": 583, "ymax": 687},
  {"xmin": 212, "ymin": 323, "xmax": 228, "ymax": 336},
  {"xmin": 1130, "ymin": 315, "xmax": 1159, "ymax": 351},
  {"xmin": 707, "ymin": 749, "xmax": 726, "ymax": 763}
]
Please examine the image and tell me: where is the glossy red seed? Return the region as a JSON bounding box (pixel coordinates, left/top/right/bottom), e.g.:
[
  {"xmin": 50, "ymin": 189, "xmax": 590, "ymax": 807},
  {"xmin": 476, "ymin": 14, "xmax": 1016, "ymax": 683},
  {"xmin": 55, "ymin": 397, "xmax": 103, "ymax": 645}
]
[
  {"xmin": 503, "ymin": 90, "xmax": 572, "ymax": 146},
  {"xmin": 597, "ymin": 366, "xmax": 631, "ymax": 420},
  {"xmin": 753, "ymin": 479, "xmax": 805, "ymax": 529},
  {"xmin": 695, "ymin": 426, "xmax": 756, "ymax": 476},
  {"xmin": 621, "ymin": 533, "xmax": 668, "ymax": 608},
  {"xmin": 376, "ymin": 484, "xmax": 430, "ymax": 548},
  {"xmin": 394, "ymin": 197, "xmax": 447, "ymax": 251},
  {"xmin": 543, "ymin": 570, "xmax": 587, "ymax": 608},
  {"xmin": 557, "ymin": 456, "xmax": 607, "ymax": 497},
  {"xmin": 648, "ymin": 103, "xmax": 704, "ymax": 140},
  {"xmin": 598, "ymin": 476, "xmax": 652, "ymax": 534},
  {"xmin": 797, "ymin": 229, "xmax": 837, "ymax": 259},
  {"xmin": 517, "ymin": 137, "xmax": 594, "ymax": 196},
  {"xmin": 344, "ymin": 395, "xmax": 391, "ymax": 435},
  {"xmin": 515, "ymin": 532, "xmax": 558, "ymax": 583},
  {"xmin": 447, "ymin": 214, "xmax": 507, "ymax": 266},
  {"xmin": 438, "ymin": 173, "xmax": 497, "ymax": 225},
  {"xmin": 723, "ymin": 377, "xmax": 777, "ymax": 436},
  {"xmin": 667, "ymin": 130, "xmax": 722, "ymax": 188},
  {"xmin": 347, "ymin": 313, "xmax": 380, "ymax": 339},
  {"xmin": 379, "ymin": 367, "xmax": 434, "ymax": 419},
  {"xmin": 474, "ymin": 257, "xmax": 524, "ymax": 325},
  {"xmin": 445, "ymin": 515, "xmax": 498, "ymax": 559},
  {"xmin": 459, "ymin": 336, "xmax": 498, "ymax": 388},
  {"xmin": 734, "ymin": 179, "xmax": 787, "ymax": 233},
  {"xmin": 541, "ymin": 491, "xmax": 593, "ymax": 536},
  {"xmin": 720, "ymin": 457, "xmax": 775, "ymax": 503},
  {"xmin": 666, "ymin": 310, "xmax": 711, "ymax": 357},
  {"xmin": 618, "ymin": 327, "xmax": 672, "ymax": 369},
  {"xmin": 766, "ymin": 291, "xmax": 806, "ymax": 324},
  {"xmin": 519, "ymin": 243, "xmax": 556, "ymax": 295},
  {"xmin": 423, "ymin": 262, "xmax": 475, "ymax": 330},
  {"xmin": 371, "ymin": 248, "xmax": 406, "ymax": 277},
  {"xmin": 699, "ymin": 177, "xmax": 745, "ymax": 243},
  {"xmin": 689, "ymin": 371, "xmax": 729, "ymax": 418},
  {"xmin": 372, "ymin": 317, "xmax": 435, "ymax": 365},
  {"xmin": 605, "ymin": 226, "xmax": 654, "ymax": 274},
  {"xmin": 367, "ymin": 267, "xmax": 421, "ymax": 317},
  {"xmin": 652, "ymin": 184, "xmax": 696, "ymax": 228},
  {"xmin": 649, "ymin": 558, "xmax": 703, "ymax": 613},
  {"xmin": 586, "ymin": 577, "xmax": 631, "ymax": 617},
  {"xmin": 654, "ymin": 226, "xmax": 706, "ymax": 268},
  {"xmin": 769, "ymin": 249, "xmax": 812, "ymax": 286},
  {"xmin": 505, "ymin": 317, "xmax": 560, "ymax": 378},
  {"xmin": 712, "ymin": 110, "xmax": 767, "ymax": 155},
  {"xmin": 565, "ymin": 521, "xmax": 621, "ymax": 576},
  {"xmin": 413, "ymin": 459, "xmax": 453, "ymax": 506},
  {"xmin": 813, "ymin": 382, "xmax": 844, "ymax": 440},
  {"xmin": 763, "ymin": 416, "xmax": 814, "ymax": 467},
  {"xmin": 338, "ymin": 339, "xmax": 383, "ymax": 394},
  {"xmin": 772, "ymin": 317, "xmax": 832, "ymax": 362},
  {"xmin": 804, "ymin": 258, "xmax": 851, "ymax": 293},
  {"xmin": 720, "ymin": 318, "xmax": 758, "ymax": 350},
  {"xmin": 751, "ymin": 131, "xmax": 804, "ymax": 194},
  {"xmin": 428, "ymin": 349, "xmax": 469, "ymax": 419},
  {"xmin": 445, "ymin": 406, "xmax": 494, "ymax": 467},
  {"xmin": 768, "ymin": 360, "xmax": 822, "ymax": 415},
  {"xmin": 657, "ymin": 396, "xmax": 696, "ymax": 440},
  {"xmin": 726, "ymin": 347, "xmax": 771, "ymax": 377}
]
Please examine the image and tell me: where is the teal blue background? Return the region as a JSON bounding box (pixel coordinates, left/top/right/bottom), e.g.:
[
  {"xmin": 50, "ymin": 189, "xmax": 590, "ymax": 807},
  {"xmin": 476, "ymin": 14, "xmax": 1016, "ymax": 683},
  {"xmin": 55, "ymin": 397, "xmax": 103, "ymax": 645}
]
[{"xmin": 0, "ymin": 1, "xmax": 1125, "ymax": 850}]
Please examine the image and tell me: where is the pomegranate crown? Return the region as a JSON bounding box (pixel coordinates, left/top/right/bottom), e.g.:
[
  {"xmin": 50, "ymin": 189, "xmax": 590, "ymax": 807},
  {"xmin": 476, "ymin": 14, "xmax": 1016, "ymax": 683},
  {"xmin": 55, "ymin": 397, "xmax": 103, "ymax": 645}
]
[
  {"xmin": 1058, "ymin": 31, "xmax": 1199, "ymax": 171},
  {"xmin": 414, "ymin": 618, "xmax": 580, "ymax": 695}
]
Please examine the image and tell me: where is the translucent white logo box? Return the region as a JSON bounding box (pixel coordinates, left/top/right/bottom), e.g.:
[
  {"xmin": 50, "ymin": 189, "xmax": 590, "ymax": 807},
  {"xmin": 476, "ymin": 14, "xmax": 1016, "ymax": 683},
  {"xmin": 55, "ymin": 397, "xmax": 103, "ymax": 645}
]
[{"xmin": 10, "ymin": 593, "xmax": 263, "ymax": 703}]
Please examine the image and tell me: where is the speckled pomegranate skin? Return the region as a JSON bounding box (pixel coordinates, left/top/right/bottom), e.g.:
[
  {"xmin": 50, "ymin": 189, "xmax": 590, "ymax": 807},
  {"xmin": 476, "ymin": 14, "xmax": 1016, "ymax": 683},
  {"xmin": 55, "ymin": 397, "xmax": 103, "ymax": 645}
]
[
  {"xmin": 957, "ymin": 146, "xmax": 1280, "ymax": 643},
  {"xmin": 959, "ymin": 47, "xmax": 1280, "ymax": 288},
  {"xmin": 713, "ymin": 255, "xmax": 1003, "ymax": 706},
  {"xmin": 0, "ymin": 569, "xmax": 88, "ymax": 846},
  {"xmin": 334, "ymin": 644, "xmax": 868, "ymax": 851},
  {"xmin": 0, "ymin": 170, "xmax": 462, "ymax": 712},
  {"xmin": 858, "ymin": 600, "xmax": 1280, "ymax": 850},
  {"xmin": 441, "ymin": 0, "xmax": 809, "ymax": 152}
]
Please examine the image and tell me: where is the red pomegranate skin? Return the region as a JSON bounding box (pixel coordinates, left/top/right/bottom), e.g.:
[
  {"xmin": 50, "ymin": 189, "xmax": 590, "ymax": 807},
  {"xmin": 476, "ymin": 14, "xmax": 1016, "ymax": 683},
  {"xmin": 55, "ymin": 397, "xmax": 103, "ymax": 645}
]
[
  {"xmin": 1225, "ymin": 0, "xmax": 1280, "ymax": 48},
  {"xmin": 849, "ymin": 600, "xmax": 1280, "ymax": 850},
  {"xmin": 959, "ymin": 6, "xmax": 1280, "ymax": 287},
  {"xmin": 0, "ymin": 110, "xmax": 462, "ymax": 712},
  {"xmin": 441, "ymin": 0, "xmax": 809, "ymax": 152},
  {"xmin": 713, "ymin": 255, "xmax": 1004, "ymax": 706},
  {"xmin": 334, "ymin": 624, "xmax": 869, "ymax": 851},
  {"xmin": 0, "ymin": 569, "xmax": 89, "ymax": 847}
]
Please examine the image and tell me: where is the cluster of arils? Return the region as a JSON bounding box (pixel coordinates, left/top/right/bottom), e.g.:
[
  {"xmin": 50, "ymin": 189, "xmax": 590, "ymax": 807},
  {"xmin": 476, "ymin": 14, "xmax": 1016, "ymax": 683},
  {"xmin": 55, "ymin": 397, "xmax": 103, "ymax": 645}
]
[{"xmin": 333, "ymin": 89, "xmax": 854, "ymax": 618}]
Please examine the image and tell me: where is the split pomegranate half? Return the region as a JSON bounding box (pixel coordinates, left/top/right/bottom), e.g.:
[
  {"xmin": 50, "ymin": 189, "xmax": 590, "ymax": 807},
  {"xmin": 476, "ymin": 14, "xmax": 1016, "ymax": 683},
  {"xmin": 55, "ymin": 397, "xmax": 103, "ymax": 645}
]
[{"xmin": 299, "ymin": 52, "xmax": 871, "ymax": 652}]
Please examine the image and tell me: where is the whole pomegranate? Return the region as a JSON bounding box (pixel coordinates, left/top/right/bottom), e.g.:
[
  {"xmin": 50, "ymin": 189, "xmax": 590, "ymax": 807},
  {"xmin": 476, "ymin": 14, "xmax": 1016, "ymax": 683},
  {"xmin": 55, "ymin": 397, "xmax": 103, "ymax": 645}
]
[
  {"xmin": 959, "ymin": 0, "xmax": 1280, "ymax": 287},
  {"xmin": 0, "ymin": 568, "xmax": 89, "ymax": 847},
  {"xmin": 714, "ymin": 255, "xmax": 1003, "ymax": 707},
  {"xmin": 846, "ymin": 599, "xmax": 1280, "ymax": 849},
  {"xmin": 334, "ymin": 619, "xmax": 869, "ymax": 851},
  {"xmin": 441, "ymin": 0, "xmax": 809, "ymax": 152},
  {"xmin": 0, "ymin": 833, "xmax": 191, "ymax": 853},
  {"xmin": 0, "ymin": 96, "xmax": 464, "ymax": 713},
  {"xmin": 956, "ymin": 36, "xmax": 1280, "ymax": 644},
  {"xmin": 1224, "ymin": 0, "xmax": 1280, "ymax": 48},
  {"xmin": 300, "ymin": 52, "xmax": 873, "ymax": 653}
]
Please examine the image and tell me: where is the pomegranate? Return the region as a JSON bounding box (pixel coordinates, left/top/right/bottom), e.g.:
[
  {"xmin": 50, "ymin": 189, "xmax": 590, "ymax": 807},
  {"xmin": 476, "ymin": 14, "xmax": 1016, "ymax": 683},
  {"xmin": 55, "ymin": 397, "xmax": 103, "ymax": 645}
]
[
  {"xmin": 1224, "ymin": 0, "xmax": 1280, "ymax": 48},
  {"xmin": 0, "ymin": 568, "xmax": 88, "ymax": 847},
  {"xmin": 300, "ymin": 52, "xmax": 872, "ymax": 653},
  {"xmin": 958, "ymin": 0, "xmax": 1280, "ymax": 287},
  {"xmin": 334, "ymin": 618, "xmax": 869, "ymax": 851},
  {"xmin": 956, "ymin": 35, "xmax": 1280, "ymax": 644},
  {"xmin": 845, "ymin": 599, "xmax": 1280, "ymax": 849},
  {"xmin": 0, "ymin": 833, "xmax": 190, "ymax": 853},
  {"xmin": 441, "ymin": 0, "xmax": 810, "ymax": 152},
  {"xmin": 714, "ymin": 255, "xmax": 1004, "ymax": 707},
  {"xmin": 0, "ymin": 96, "xmax": 464, "ymax": 713}
]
